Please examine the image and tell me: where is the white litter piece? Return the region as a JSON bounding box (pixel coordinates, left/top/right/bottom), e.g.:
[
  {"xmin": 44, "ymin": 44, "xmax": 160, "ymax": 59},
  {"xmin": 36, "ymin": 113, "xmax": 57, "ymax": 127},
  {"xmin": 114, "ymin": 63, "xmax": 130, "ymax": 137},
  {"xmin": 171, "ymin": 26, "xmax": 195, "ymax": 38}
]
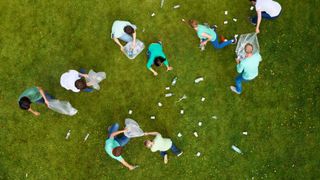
[
  {"xmin": 181, "ymin": 18, "xmax": 185, "ymax": 22},
  {"xmin": 242, "ymin": 132, "xmax": 248, "ymax": 135},
  {"xmin": 151, "ymin": 13, "xmax": 156, "ymax": 17},
  {"xmin": 233, "ymin": 18, "xmax": 238, "ymax": 22},
  {"xmin": 142, "ymin": 28, "xmax": 145, "ymax": 32},
  {"xmin": 158, "ymin": 102, "xmax": 163, "ymax": 107},
  {"xmin": 173, "ymin": 5, "xmax": 180, "ymax": 9},
  {"xmin": 128, "ymin": 110, "xmax": 133, "ymax": 115},
  {"xmin": 224, "ymin": 11, "xmax": 228, "ymax": 15},
  {"xmin": 150, "ymin": 116, "xmax": 156, "ymax": 120},
  {"xmin": 224, "ymin": 21, "xmax": 228, "ymax": 25},
  {"xmin": 201, "ymin": 97, "xmax": 206, "ymax": 102},
  {"xmin": 194, "ymin": 77, "xmax": 204, "ymax": 83},
  {"xmin": 65, "ymin": 130, "xmax": 71, "ymax": 140},
  {"xmin": 198, "ymin": 122, "xmax": 202, "ymax": 126},
  {"xmin": 177, "ymin": 133, "xmax": 182, "ymax": 137},
  {"xmin": 235, "ymin": 34, "xmax": 239, "ymax": 38},
  {"xmin": 84, "ymin": 133, "xmax": 90, "ymax": 142},
  {"xmin": 176, "ymin": 94, "xmax": 187, "ymax": 102},
  {"xmin": 26, "ymin": 173, "xmax": 28, "ymax": 178},
  {"xmin": 196, "ymin": 152, "xmax": 201, "ymax": 157},
  {"xmin": 160, "ymin": 0, "xmax": 165, "ymax": 8},
  {"xmin": 180, "ymin": 110, "xmax": 184, "ymax": 114},
  {"xmin": 231, "ymin": 145, "xmax": 242, "ymax": 154},
  {"xmin": 212, "ymin": 116, "xmax": 218, "ymax": 119},
  {"xmin": 165, "ymin": 93, "xmax": 174, "ymax": 97},
  {"xmin": 193, "ymin": 132, "xmax": 198, "ymax": 137},
  {"xmin": 171, "ymin": 76, "xmax": 177, "ymax": 86},
  {"xmin": 250, "ymin": 6, "xmax": 254, "ymax": 11},
  {"xmin": 165, "ymin": 87, "xmax": 170, "ymax": 90}
]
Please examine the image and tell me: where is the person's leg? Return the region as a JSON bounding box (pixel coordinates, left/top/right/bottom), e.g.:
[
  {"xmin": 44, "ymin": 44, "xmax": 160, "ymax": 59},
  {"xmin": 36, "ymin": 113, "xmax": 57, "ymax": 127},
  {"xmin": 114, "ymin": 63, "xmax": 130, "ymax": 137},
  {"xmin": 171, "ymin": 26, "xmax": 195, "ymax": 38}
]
[
  {"xmin": 170, "ymin": 143, "xmax": 182, "ymax": 156},
  {"xmin": 119, "ymin": 34, "xmax": 133, "ymax": 43},
  {"xmin": 235, "ymin": 75, "xmax": 248, "ymax": 93},
  {"xmin": 83, "ymin": 88, "xmax": 94, "ymax": 93},
  {"xmin": 107, "ymin": 123, "xmax": 119, "ymax": 138},
  {"xmin": 160, "ymin": 151, "xmax": 167, "ymax": 157},
  {"xmin": 115, "ymin": 135, "xmax": 130, "ymax": 147},
  {"xmin": 210, "ymin": 32, "xmax": 233, "ymax": 49}
]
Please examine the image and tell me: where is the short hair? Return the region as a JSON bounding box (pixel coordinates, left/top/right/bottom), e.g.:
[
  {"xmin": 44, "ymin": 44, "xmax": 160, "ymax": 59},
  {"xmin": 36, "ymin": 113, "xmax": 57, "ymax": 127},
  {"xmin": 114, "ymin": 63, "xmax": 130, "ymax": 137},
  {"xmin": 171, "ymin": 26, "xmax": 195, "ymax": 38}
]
[
  {"xmin": 75, "ymin": 79, "xmax": 87, "ymax": 90},
  {"xmin": 189, "ymin": 20, "xmax": 198, "ymax": 28},
  {"xmin": 249, "ymin": 0, "xmax": 256, "ymax": 2},
  {"xmin": 154, "ymin": 57, "xmax": 166, "ymax": 66},
  {"xmin": 112, "ymin": 146, "xmax": 123, "ymax": 157},
  {"xmin": 144, "ymin": 140, "xmax": 150, "ymax": 147},
  {"xmin": 245, "ymin": 43, "xmax": 254, "ymax": 53},
  {"xmin": 124, "ymin": 25, "xmax": 135, "ymax": 35},
  {"xmin": 19, "ymin": 97, "xmax": 31, "ymax": 110}
]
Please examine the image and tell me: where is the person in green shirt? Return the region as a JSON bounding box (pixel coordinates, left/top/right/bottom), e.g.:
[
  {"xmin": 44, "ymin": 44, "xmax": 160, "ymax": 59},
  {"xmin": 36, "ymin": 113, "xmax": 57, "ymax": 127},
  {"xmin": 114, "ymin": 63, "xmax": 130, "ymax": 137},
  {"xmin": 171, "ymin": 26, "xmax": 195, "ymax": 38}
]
[
  {"xmin": 189, "ymin": 20, "xmax": 237, "ymax": 50},
  {"xmin": 230, "ymin": 43, "xmax": 262, "ymax": 94},
  {"xmin": 18, "ymin": 86, "xmax": 53, "ymax": 116},
  {"xmin": 144, "ymin": 132, "xmax": 183, "ymax": 164},
  {"xmin": 105, "ymin": 123, "xmax": 138, "ymax": 170},
  {"xmin": 146, "ymin": 42, "xmax": 173, "ymax": 76}
]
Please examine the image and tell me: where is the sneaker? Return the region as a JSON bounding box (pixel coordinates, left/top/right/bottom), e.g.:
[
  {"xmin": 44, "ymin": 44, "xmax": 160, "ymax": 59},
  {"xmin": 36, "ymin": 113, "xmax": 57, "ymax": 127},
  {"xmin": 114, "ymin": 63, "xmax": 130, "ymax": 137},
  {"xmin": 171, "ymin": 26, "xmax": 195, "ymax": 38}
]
[
  {"xmin": 232, "ymin": 35, "xmax": 238, "ymax": 44},
  {"xmin": 177, "ymin": 151, "xmax": 183, "ymax": 157},
  {"xmin": 230, "ymin": 86, "xmax": 241, "ymax": 94}
]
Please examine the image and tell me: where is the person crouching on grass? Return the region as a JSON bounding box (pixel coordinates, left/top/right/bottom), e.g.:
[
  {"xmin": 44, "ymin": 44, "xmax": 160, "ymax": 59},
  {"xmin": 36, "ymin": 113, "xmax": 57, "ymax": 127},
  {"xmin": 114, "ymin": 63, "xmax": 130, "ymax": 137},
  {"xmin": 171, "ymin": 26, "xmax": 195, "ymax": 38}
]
[
  {"xmin": 189, "ymin": 20, "xmax": 237, "ymax": 50},
  {"xmin": 144, "ymin": 132, "xmax": 183, "ymax": 164},
  {"xmin": 146, "ymin": 41, "xmax": 173, "ymax": 76}
]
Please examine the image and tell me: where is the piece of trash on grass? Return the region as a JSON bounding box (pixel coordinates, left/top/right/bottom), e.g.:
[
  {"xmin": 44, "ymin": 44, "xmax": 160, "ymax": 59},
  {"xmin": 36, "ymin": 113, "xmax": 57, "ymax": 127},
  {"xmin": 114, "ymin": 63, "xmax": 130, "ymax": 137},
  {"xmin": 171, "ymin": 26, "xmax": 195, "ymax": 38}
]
[
  {"xmin": 171, "ymin": 76, "xmax": 177, "ymax": 86},
  {"xmin": 224, "ymin": 11, "xmax": 228, "ymax": 15},
  {"xmin": 158, "ymin": 102, "xmax": 163, "ymax": 107},
  {"xmin": 198, "ymin": 122, "xmax": 202, "ymax": 126},
  {"xmin": 26, "ymin": 173, "xmax": 28, "ymax": 178},
  {"xmin": 224, "ymin": 21, "xmax": 228, "ymax": 24},
  {"xmin": 165, "ymin": 86, "xmax": 170, "ymax": 90},
  {"xmin": 150, "ymin": 116, "xmax": 156, "ymax": 120},
  {"xmin": 233, "ymin": 18, "xmax": 238, "ymax": 22},
  {"xmin": 151, "ymin": 13, "xmax": 156, "ymax": 17},
  {"xmin": 65, "ymin": 130, "xmax": 71, "ymax": 140},
  {"xmin": 193, "ymin": 132, "xmax": 198, "ymax": 137},
  {"xmin": 212, "ymin": 116, "xmax": 218, "ymax": 119},
  {"xmin": 242, "ymin": 132, "xmax": 248, "ymax": 135},
  {"xmin": 165, "ymin": 93, "xmax": 174, "ymax": 97},
  {"xmin": 84, "ymin": 133, "xmax": 90, "ymax": 142},
  {"xmin": 250, "ymin": 6, "xmax": 254, "ymax": 11},
  {"xmin": 173, "ymin": 5, "xmax": 180, "ymax": 9},
  {"xmin": 196, "ymin": 152, "xmax": 201, "ymax": 157},
  {"xmin": 160, "ymin": 0, "xmax": 165, "ymax": 8},
  {"xmin": 177, "ymin": 133, "xmax": 182, "ymax": 137},
  {"xmin": 194, "ymin": 77, "xmax": 204, "ymax": 83},
  {"xmin": 128, "ymin": 110, "xmax": 133, "ymax": 115},
  {"xmin": 201, "ymin": 97, "xmax": 206, "ymax": 102},
  {"xmin": 142, "ymin": 28, "xmax": 145, "ymax": 32},
  {"xmin": 180, "ymin": 110, "xmax": 184, "ymax": 114},
  {"xmin": 231, "ymin": 145, "xmax": 242, "ymax": 154},
  {"xmin": 181, "ymin": 18, "xmax": 185, "ymax": 22},
  {"xmin": 176, "ymin": 94, "xmax": 187, "ymax": 102}
]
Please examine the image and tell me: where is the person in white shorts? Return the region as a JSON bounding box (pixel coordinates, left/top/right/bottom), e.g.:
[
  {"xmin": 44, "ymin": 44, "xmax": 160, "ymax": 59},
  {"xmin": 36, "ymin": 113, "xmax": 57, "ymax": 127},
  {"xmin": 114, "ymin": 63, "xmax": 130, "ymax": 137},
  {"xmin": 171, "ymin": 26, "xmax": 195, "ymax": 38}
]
[
  {"xmin": 249, "ymin": 0, "xmax": 282, "ymax": 34},
  {"xmin": 111, "ymin": 20, "xmax": 137, "ymax": 52}
]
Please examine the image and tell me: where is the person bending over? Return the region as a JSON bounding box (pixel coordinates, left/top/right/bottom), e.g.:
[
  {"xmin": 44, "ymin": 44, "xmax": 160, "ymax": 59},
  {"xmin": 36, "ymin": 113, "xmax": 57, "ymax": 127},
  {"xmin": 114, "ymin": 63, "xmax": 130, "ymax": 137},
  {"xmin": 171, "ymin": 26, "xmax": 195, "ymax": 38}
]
[
  {"xmin": 146, "ymin": 42, "xmax": 173, "ymax": 76},
  {"xmin": 60, "ymin": 69, "xmax": 94, "ymax": 93},
  {"xmin": 111, "ymin": 20, "xmax": 137, "ymax": 52}
]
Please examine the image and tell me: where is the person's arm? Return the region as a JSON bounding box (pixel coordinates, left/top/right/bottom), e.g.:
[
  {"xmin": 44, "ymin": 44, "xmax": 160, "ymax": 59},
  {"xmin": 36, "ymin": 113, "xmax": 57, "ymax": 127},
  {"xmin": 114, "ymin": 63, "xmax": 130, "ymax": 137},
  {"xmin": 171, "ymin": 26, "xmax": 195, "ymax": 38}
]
[
  {"xmin": 120, "ymin": 159, "xmax": 136, "ymax": 170},
  {"xmin": 113, "ymin": 38, "xmax": 124, "ymax": 51},
  {"xmin": 200, "ymin": 33, "xmax": 212, "ymax": 46},
  {"xmin": 144, "ymin": 132, "xmax": 159, "ymax": 136},
  {"xmin": 110, "ymin": 129, "xmax": 127, "ymax": 138},
  {"xmin": 149, "ymin": 68, "xmax": 158, "ymax": 76},
  {"xmin": 255, "ymin": 11, "xmax": 262, "ymax": 34},
  {"xmin": 37, "ymin": 87, "xmax": 49, "ymax": 107},
  {"xmin": 163, "ymin": 60, "xmax": 173, "ymax": 71},
  {"xmin": 132, "ymin": 31, "xmax": 136, "ymax": 49},
  {"xmin": 79, "ymin": 73, "xmax": 89, "ymax": 78},
  {"xmin": 28, "ymin": 107, "xmax": 40, "ymax": 116}
]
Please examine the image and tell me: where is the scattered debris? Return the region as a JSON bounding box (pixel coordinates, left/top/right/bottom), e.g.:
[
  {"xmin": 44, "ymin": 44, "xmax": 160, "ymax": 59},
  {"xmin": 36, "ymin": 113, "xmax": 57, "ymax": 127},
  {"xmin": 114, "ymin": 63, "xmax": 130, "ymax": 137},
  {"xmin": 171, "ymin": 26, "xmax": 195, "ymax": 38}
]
[
  {"xmin": 150, "ymin": 116, "xmax": 156, "ymax": 120},
  {"xmin": 165, "ymin": 93, "xmax": 174, "ymax": 97},
  {"xmin": 158, "ymin": 102, "xmax": 163, "ymax": 107},
  {"xmin": 181, "ymin": 18, "xmax": 185, "ymax": 22},
  {"xmin": 177, "ymin": 94, "xmax": 187, "ymax": 102},
  {"xmin": 173, "ymin": 5, "xmax": 180, "ymax": 9},
  {"xmin": 180, "ymin": 109, "xmax": 184, "ymax": 114},
  {"xmin": 165, "ymin": 87, "xmax": 170, "ymax": 90},
  {"xmin": 142, "ymin": 28, "xmax": 145, "ymax": 32},
  {"xmin": 65, "ymin": 130, "xmax": 71, "ymax": 140},
  {"xmin": 196, "ymin": 152, "xmax": 201, "ymax": 157},
  {"xmin": 250, "ymin": 6, "xmax": 254, "ymax": 11},
  {"xmin": 224, "ymin": 21, "xmax": 228, "ymax": 25},
  {"xmin": 198, "ymin": 122, "xmax": 202, "ymax": 126},
  {"xmin": 26, "ymin": 173, "xmax": 28, "ymax": 178},
  {"xmin": 194, "ymin": 77, "xmax": 204, "ymax": 83},
  {"xmin": 242, "ymin": 132, "xmax": 248, "ymax": 135},
  {"xmin": 233, "ymin": 18, "xmax": 238, "ymax": 22},
  {"xmin": 177, "ymin": 133, "xmax": 182, "ymax": 137},
  {"xmin": 171, "ymin": 76, "xmax": 177, "ymax": 86},
  {"xmin": 224, "ymin": 11, "xmax": 228, "ymax": 15},
  {"xmin": 129, "ymin": 110, "xmax": 133, "ymax": 115},
  {"xmin": 193, "ymin": 132, "xmax": 198, "ymax": 137},
  {"xmin": 151, "ymin": 13, "xmax": 156, "ymax": 17},
  {"xmin": 201, "ymin": 97, "xmax": 206, "ymax": 102},
  {"xmin": 84, "ymin": 133, "xmax": 90, "ymax": 142},
  {"xmin": 231, "ymin": 145, "xmax": 242, "ymax": 154},
  {"xmin": 160, "ymin": 0, "xmax": 165, "ymax": 8},
  {"xmin": 212, "ymin": 116, "xmax": 218, "ymax": 119}
]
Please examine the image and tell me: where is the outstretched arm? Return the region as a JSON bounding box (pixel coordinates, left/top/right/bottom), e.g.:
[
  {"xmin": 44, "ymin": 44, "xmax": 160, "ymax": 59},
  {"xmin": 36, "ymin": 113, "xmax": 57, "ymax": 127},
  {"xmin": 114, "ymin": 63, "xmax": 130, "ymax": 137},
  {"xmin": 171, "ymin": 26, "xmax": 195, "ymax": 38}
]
[
  {"xmin": 28, "ymin": 107, "xmax": 40, "ymax": 116},
  {"xmin": 113, "ymin": 38, "xmax": 124, "ymax": 51},
  {"xmin": 110, "ymin": 129, "xmax": 127, "ymax": 138},
  {"xmin": 120, "ymin": 159, "xmax": 136, "ymax": 170},
  {"xmin": 200, "ymin": 33, "xmax": 212, "ymax": 46},
  {"xmin": 255, "ymin": 11, "xmax": 262, "ymax": 34},
  {"xmin": 37, "ymin": 87, "xmax": 49, "ymax": 107},
  {"xmin": 144, "ymin": 132, "xmax": 159, "ymax": 136}
]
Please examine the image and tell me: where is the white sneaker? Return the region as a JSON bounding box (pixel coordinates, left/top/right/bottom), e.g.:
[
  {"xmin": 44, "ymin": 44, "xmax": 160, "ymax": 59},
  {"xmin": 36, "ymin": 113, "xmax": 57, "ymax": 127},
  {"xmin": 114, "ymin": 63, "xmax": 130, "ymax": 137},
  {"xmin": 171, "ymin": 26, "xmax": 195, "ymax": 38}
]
[{"xmin": 230, "ymin": 86, "xmax": 241, "ymax": 94}]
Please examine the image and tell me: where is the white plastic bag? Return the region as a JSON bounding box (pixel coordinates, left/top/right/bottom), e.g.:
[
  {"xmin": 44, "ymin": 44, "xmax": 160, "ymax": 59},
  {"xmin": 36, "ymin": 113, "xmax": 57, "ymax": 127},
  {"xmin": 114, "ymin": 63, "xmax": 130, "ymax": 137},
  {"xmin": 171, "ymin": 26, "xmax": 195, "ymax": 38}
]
[
  {"xmin": 48, "ymin": 100, "xmax": 78, "ymax": 116},
  {"xmin": 235, "ymin": 33, "xmax": 260, "ymax": 60},
  {"xmin": 124, "ymin": 118, "xmax": 144, "ymax": 138},
  {"xmin": 86, "ymin": 70, "xmax": 106, "ymax": 90},
  {"xmin": 124, "ymin": 39, "xmax": 145, "ymax": 60}
]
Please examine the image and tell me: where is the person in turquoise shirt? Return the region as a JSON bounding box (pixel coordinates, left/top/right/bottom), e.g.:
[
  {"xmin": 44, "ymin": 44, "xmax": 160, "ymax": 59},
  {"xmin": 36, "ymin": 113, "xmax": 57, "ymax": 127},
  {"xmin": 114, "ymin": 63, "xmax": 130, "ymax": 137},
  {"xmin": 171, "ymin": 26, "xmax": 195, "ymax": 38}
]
[
  {"xmin": 146, "ymin": 42, "xmax": 173, "ymax": 76},
  {"xmin": 189, "ymin": 20, "xmax": 237, "ymax": 49},
  {"xmin": 230, "ymin": 43, "xmax": 262, "ymax": 94},
  {"xmin": 18, "ymin": 86, "xmax": 53, "ymax": 116},
  {"xmin": 105, "ymin": 123, "xmax": 137, "ymax": 170}
]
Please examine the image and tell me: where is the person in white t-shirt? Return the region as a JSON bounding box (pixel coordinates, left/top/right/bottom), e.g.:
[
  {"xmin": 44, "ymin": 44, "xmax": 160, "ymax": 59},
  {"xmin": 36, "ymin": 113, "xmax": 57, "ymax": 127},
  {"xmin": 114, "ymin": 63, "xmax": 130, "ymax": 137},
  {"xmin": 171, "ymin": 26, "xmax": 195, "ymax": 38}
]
[
  {"xmin": 111, "ymin": 20, "xmax": 137, "ymax": 52},
  {"xmin": 249, "ymin": 0, "xmax": 282, "ymax": 34},
  {"xmin": 60, "ymin": 70, "xmax": 93, "ymax": 93}
]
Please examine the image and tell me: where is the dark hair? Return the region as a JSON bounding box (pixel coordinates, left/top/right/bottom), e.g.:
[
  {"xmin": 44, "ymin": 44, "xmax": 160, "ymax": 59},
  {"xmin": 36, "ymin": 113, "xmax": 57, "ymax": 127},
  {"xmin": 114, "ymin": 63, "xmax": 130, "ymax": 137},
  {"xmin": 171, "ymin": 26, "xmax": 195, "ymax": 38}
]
[
  {"xmin": 154, "ymin": 56, "xmax": 166, "ymax": 66},
  {"xmin": 112, "ymin": 146, "xmax": 123, "ymax": 157},
  {"xmin": 19, "ymin": 97, "xmax": 31, "ymax": 110},
  {"xmin": 75, "ymin": 79, "xmax": 87, "ymax": 90},
  {"xmin": 124, "ymin": 25, "xmax": 135, "ymax": 35},
  {"xmin": 249, "ymin": 0, "xmax": 256, "ymax": 2},
  {"xmin": 144, "ymin": 140, "xmax": 149, "ymax": 147},
  {"xmin": 189, "ymin": 19, "xmax": 198, "ymax": 28}
]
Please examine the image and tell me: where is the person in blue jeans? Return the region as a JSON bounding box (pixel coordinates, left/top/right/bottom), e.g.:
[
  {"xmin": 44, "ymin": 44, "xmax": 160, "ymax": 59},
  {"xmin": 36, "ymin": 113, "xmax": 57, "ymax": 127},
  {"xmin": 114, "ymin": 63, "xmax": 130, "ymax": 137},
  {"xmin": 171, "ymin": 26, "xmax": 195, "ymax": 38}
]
[
  {"xmin": 144, "ymin": 132, "xmax": 183, "ymax": 164},
  {"xmin": 189, "ymin": 20, "xmax": 237, "ymax": 50},
  {"xmin": 230, "ymin": 43, "xmax": 262, "ymax": 94},
  {"xmin": 105, "ymin": 123, "xmax": 137, "ymax": 170}
]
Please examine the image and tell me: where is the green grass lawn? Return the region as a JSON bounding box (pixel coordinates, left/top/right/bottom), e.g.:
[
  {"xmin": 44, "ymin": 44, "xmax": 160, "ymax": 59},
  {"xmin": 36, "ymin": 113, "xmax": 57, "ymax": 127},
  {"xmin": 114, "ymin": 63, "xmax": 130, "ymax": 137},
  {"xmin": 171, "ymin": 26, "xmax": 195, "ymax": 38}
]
[{"xmin": 0, "ymin": 0, "xmax": 319, "ymax": 179}]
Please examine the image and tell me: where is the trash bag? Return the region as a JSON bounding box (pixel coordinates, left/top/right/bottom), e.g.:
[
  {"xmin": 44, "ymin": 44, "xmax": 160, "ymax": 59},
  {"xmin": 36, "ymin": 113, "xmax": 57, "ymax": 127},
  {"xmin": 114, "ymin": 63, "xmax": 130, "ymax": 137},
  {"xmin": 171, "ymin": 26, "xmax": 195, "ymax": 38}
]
[
  {"xmin": 86, "ymin": 70, "xmax": 106, "ymax": 90},
  {"xmin": 48, "ymin": 99, "xmax": 78, "ymax": 116},
  {"xmin": 124, "ymin": 118, "xmax": 144, "ymax": 138},
  {"xmin": 124, "ymin": 39, "xmax": 145, "ymax": 60},
  {"xmin": 235, "ymin": 33, "xmax": 260, "ymax": 60}
]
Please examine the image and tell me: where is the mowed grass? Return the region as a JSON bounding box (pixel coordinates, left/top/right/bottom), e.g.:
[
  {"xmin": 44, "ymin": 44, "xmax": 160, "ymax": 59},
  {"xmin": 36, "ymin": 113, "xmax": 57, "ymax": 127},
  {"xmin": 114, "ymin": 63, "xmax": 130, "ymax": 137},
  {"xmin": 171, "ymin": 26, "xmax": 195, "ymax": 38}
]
[{"xmin": 0, "ymin": 0, "xmax": 319, "ymax": 179}]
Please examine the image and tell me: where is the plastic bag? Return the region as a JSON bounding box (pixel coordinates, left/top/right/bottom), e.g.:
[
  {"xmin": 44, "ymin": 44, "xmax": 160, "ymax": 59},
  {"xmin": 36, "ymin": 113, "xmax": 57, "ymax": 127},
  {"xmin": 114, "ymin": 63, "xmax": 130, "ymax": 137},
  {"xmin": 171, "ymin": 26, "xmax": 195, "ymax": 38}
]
[
  {"xmin": 124, "ymin": 39, "xmax": 145, "ymax": 60},
  {"xmin": 86, "ymin": 70, "xmax": 106, "ymax": 90},
  {"xmin": 124, "ymin": 118, "xmax": 144, "ymax": 138},
  {"xmin": 48, "ymin": 99, "xmax": 78, "ymax": 116},
  {"xmin": 235, "ymin": 33, "xmax": 260, "ymax": 60}
]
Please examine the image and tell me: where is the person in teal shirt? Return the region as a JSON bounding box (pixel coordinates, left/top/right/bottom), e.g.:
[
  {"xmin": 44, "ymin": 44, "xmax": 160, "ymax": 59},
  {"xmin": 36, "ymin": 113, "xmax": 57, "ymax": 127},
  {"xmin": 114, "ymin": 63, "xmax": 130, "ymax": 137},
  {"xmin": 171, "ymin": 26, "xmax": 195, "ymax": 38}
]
[
  {"xmin": 18, "ymin": 86, "xmax": 53, "ymax": 116},
  {"xmin": 105, "ymin": 123, "xmax": 137, "ymax": 170},
  {"xmin": 146, "ymin": 42, "xmax": 173, "ymax": 76},
  {"xmin": 230, "ymin": 43, "xmax": 262, "ymax": 94},
  {"xmin": 189, "ymin": 20, "xmax": 237, "ymax": 49}
]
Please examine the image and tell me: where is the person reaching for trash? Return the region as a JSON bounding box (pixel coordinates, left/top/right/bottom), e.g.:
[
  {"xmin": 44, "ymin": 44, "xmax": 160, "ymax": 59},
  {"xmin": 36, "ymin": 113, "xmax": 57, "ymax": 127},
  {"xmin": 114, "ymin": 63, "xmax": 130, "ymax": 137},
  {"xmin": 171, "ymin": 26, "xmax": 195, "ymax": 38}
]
[{"xmin": 111, "ymin": 20, "xmax": 137, "ymax": 52}]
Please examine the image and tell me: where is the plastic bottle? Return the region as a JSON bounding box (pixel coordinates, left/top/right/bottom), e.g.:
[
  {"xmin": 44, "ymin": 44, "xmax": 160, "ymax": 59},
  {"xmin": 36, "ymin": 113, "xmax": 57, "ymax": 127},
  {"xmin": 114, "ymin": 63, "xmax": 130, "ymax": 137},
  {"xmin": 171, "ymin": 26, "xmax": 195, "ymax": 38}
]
[
  {"xmin": 194, "ymin": 132, "xmax": 198, "ymax": 137},
  {"xmin": 171, "ymin": 77, "xmax": 177, "ymax": 86},
  {"xmin": 65, "ymin": 130, "xmax": 71, "ymax": 140},
  {"xmin": 84, "ymin": 133, "xmax": 90, "ymax": 142},
  {"xmin": 165, "ymin": 93, "xmax": 174, "ymax": 97},
  {"xmin": 231, "ymin": 145, "xmax": 242, "ymax": 154}
]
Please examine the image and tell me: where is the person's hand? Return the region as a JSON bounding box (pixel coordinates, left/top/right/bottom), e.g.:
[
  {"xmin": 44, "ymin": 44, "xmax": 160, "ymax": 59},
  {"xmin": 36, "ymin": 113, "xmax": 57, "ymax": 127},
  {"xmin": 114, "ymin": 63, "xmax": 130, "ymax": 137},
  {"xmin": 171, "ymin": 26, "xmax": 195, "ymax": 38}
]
[
  {"xmin": 167, "ymin": 66, "xmax": 173, "ymax": 71},
  {"xmin": 255, "ymin": 28, "xmax": 260, "ymax": 34},
  {"xmin": 131, "ymin": 42, "xmax": 136, "ymax": 50},
  {"xmin": 164, "ymin": 154, "xmax": 168, "ymax": 164},
  {"xmin": 120, "ymin": 46, "xmax": 124, "ymax": 52},
  {"xmin": 235, "ymin": 58, "xmax": 240, "ymax": 64},
  {"xmin": 124, "ymin": 128, "xmax": 129, "ymax": 132},
  {"xmin": 34, "ymin": 111, "xmax": 40, "ymax": 116},
  {"xmin": 201, "ymin": 41, "xmax": 208, "ymax": 46},
  {"xmin": 44, "ymin": 100, "xmax": 49, "ymax": 107},
  {"xmin": 129, "ymin": 165, "xmax": 139, "ymax": 170},
  {"xmin": 153, "ymin": 71, "xmax": 158, "ymax": 76}
]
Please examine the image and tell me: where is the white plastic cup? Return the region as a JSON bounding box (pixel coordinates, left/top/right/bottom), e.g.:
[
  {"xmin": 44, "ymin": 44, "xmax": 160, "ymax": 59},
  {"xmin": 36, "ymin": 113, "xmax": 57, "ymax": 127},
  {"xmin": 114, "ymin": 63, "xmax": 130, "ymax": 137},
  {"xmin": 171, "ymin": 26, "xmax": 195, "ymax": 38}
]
[{"xmin": 194, "ymin": 132, "xmax": 198, "ymax": 137}]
